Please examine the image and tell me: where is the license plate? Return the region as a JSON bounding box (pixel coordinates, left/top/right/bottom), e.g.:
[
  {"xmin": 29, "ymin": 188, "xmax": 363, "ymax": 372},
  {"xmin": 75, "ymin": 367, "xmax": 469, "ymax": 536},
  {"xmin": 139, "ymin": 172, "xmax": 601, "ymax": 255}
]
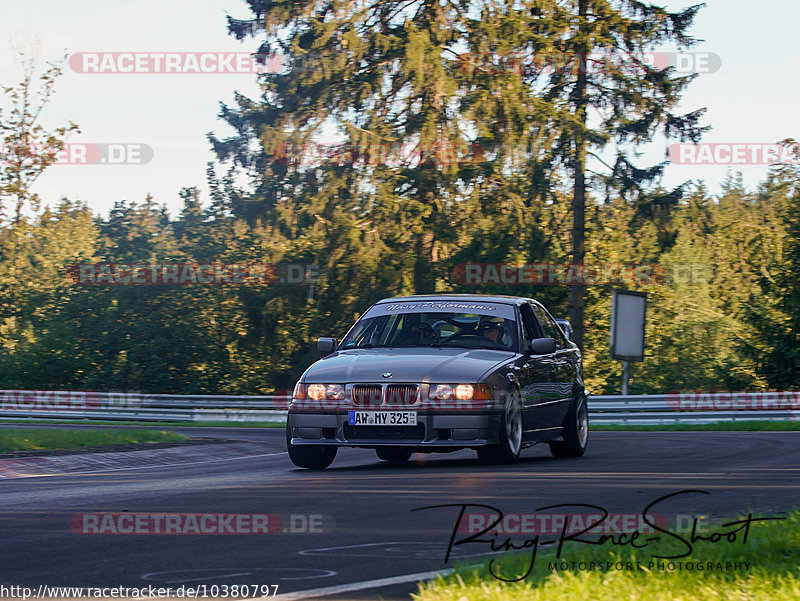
[{"xmin": 348, "ymin": 411, "xmax": 417, "ymax": 426}]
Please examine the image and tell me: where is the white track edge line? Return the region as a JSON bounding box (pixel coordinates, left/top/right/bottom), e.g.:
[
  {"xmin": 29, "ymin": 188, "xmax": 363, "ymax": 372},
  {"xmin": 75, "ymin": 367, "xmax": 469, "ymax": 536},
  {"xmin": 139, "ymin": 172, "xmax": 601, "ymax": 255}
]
[{"xmin": 267, "ymin": 568, "xmax": 453, "ymax": 601}]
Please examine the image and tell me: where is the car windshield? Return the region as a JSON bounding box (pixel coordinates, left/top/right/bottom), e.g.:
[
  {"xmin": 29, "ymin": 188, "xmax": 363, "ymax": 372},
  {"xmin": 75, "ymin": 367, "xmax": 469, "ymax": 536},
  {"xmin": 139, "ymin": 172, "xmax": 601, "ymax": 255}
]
[{"xmin": 340, "ymin": 311, "xmax": 518, "ymax": 351}]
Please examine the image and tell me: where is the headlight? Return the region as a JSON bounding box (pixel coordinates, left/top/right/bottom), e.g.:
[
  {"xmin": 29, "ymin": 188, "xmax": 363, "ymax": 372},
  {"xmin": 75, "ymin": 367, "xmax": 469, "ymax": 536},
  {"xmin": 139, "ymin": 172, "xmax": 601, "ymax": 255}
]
[
  {"xmin": 455, "ymin": 384, "xmax": 474, "ymax": 400},
  {"xmin": 304, "ymin": 384, "xmax": 345, "ymax": 401},
  {"xmin": 429, "ymin": 383, "xmax": 492, "ymax": 401}
]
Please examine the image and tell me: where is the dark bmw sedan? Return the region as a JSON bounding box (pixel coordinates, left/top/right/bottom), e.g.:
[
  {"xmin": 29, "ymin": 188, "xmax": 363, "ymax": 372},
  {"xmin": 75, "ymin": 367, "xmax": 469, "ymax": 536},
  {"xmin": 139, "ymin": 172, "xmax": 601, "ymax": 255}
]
[{"xmin": 286, "ymin": 295, "xmax": 588, "ymax": 469}]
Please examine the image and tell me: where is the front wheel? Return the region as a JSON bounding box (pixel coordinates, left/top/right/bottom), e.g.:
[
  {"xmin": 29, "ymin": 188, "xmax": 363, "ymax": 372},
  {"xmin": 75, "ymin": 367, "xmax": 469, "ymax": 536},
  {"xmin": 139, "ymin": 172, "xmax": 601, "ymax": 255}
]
[
  {"xmin": 286, "ymin": 428, "xmax": 337, "ymax": 469},
  {"xmin": 477, "ymin": 392, "xmax": 523, "ymax": 464},
  {"xmin": 549, "ymin": 394, "xmax": 588, "ymax": 458}
]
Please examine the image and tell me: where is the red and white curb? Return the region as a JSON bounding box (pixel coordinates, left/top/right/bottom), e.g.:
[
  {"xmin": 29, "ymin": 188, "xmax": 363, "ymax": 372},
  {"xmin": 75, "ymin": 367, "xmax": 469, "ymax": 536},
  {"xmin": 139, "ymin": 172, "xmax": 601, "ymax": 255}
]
[{"xmin": 0, "ymin": 443, "xmax": 286, "ymax": 478}]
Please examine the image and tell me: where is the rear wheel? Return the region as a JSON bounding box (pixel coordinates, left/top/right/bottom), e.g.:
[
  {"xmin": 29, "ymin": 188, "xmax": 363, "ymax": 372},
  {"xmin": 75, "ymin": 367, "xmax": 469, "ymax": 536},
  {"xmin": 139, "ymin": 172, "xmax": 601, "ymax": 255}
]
[
  {"xmin": 286, "ymin": 427, "xmax": 337, "ymax": 469},
  {"xmin": 376, "ymin": 448, "xmax": 413, "ymax": 463},
  {"xmin": 477, "ymin": 391, "xmax": 522, "ymax": 464},
  {"xmin": 549, "ymin": 394, "xmax": 588, "ymax": 458}
]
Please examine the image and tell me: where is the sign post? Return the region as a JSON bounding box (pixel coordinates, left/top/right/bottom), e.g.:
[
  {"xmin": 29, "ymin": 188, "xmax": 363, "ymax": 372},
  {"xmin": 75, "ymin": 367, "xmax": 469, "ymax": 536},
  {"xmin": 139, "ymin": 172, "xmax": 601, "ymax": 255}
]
[{"xmin": 610, "ymin": 289, "xmax": 647, "ymax": 395}]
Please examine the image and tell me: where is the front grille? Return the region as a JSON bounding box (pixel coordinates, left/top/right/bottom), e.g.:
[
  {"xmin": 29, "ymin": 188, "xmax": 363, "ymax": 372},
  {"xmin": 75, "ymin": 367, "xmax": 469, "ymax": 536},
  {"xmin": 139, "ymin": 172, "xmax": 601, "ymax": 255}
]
[
  {"xmin": 353, "ymin": 385, "xmax": 382, "ymax": 407},
  {"xmin": 344, "ymin": 423, "xmax": 425, "ymax": 441},
  {"xmin": 385, "ymin": 384, "xmax": 419, "ymax": 406}
]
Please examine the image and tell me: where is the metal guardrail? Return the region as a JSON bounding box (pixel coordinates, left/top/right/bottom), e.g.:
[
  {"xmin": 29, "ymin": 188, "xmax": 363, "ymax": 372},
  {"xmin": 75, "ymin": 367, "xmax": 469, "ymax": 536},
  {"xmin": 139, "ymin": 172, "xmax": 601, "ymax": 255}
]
[
  {"xmin": 588, "ymin": 393, "xmax": 800, "ymax": 425},
  {"xmin": 0, "ymin": 390, "xmax": 797, "ymax": 425},
  {"xmin": 0, "ymin": 391, "xmax": 289, "ymax": 423}
]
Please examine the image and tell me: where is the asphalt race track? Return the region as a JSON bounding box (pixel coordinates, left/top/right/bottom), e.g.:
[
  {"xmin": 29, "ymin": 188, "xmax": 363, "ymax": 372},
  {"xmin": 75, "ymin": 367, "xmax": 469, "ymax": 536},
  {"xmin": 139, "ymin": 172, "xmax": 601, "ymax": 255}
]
[{"xmin": 1, "ymin": 428, "xmax": 799, "ymax": 599}]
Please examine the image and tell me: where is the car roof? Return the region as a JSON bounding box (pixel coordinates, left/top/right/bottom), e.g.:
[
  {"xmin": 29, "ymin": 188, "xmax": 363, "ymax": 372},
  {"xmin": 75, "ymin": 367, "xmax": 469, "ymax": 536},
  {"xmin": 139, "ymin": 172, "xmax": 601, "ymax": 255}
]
[{"xmin": 375, "ymin": 294, "xmax": 537, "ymax": 306}]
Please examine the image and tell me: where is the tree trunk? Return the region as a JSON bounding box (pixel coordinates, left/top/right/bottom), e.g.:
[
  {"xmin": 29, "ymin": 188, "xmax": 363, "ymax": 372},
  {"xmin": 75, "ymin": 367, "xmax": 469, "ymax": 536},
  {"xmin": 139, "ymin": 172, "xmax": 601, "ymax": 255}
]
[
  {"xmin": 570, "ymin": 143, "xmax": 586, "ymax": 351},
  {"xmin": 414, "ymin": 229, "xmax": 436, "ymax": 293},
  {"xmin": 570, "ymin": 3, "xmax": 589, "ymax": 351}
]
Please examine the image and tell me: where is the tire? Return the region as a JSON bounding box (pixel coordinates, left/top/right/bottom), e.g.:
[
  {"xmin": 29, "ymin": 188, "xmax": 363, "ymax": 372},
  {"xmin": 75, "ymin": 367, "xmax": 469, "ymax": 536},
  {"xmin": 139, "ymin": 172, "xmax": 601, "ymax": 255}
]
[
  {"xmin": 376, "ymin": 447, "xmax": 413, "ymax": 463},
  {"xmin": 549, "ymin": 394, "xmax": 588, "ymax": 458},
  {"xmin": 286, "ymin": 427, "xmax": 337, "ymax": 469},
  {"xmin": 477, "ymin": 391, "xmax": 523, "ymax": 464}
]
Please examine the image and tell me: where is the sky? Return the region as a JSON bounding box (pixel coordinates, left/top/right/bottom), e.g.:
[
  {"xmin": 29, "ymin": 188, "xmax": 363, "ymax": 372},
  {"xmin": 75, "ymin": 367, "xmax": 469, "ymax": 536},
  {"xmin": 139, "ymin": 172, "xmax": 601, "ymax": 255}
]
[{"xmin": 1, "ymin": 0, "xmax": 799, "ymax": 218}]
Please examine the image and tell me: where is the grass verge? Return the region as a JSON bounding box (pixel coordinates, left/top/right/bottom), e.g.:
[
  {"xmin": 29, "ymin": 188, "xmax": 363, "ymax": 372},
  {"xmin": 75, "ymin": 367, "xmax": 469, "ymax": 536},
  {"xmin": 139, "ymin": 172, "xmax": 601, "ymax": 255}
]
[
  {"xmin": 592, "ymin": 420, "xmax": 800, "ymax": 431},
  {"xmin": 0, "ymin": 428, "xmax": 188, "ymax": 453},
  {"xmin": 414, "ymin": 510, "xmax": 800, "ymax": 601}
]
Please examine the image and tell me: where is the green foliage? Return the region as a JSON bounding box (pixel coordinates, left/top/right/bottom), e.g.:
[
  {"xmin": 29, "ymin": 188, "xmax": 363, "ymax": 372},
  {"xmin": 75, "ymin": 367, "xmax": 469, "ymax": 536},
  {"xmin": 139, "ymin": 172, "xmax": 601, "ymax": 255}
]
[
  {"xmin": 2, "ymin": 174, "xmax": 793, "ymax": 395},
  {"xmin": 0, "ymin": 7, "xmax": 797, "ymax": 395},
  {"xmin": 0, "ymin": 50, "xmax": 79, "ymax": 222},
  {"xmin": 751, "ymin": 154, "xmax": 800, "ymax": 387}
]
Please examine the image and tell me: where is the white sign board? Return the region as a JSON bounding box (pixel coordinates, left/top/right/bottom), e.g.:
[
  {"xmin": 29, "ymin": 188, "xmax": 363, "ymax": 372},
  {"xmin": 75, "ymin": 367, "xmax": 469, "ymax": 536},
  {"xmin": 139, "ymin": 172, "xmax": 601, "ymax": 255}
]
[{"xmin": 610, "ymin": 289, "xmax": 646, "ymax": 361}]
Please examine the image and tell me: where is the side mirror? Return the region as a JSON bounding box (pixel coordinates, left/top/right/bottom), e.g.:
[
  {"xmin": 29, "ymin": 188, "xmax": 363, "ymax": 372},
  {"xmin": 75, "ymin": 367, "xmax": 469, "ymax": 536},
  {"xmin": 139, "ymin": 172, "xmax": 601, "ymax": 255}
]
[
  {"xmin": 529, "ymin": 337, "xmax": 557, "ymax": 355},
  {"xmin": 317, "ymin": 337, "xmax": 337, "ymax": 356},
  {"xmin": 555, "ymin": 318, "xmax": 572, "ymax": 341}
]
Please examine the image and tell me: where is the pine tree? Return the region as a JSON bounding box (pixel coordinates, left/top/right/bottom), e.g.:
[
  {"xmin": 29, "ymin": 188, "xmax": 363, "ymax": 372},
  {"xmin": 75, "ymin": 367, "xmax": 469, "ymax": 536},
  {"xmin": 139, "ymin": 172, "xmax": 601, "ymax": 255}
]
[
  {"xmin": 529, "ymin": 0, "xmax": 709, "ymax": 349},
  {"xmin": 217, "ymin": 1, "xmax": 707, "ymax": 352},
  {"xmin": 750, "ymin": 152, "xmax": 800, "ymax": 387}
]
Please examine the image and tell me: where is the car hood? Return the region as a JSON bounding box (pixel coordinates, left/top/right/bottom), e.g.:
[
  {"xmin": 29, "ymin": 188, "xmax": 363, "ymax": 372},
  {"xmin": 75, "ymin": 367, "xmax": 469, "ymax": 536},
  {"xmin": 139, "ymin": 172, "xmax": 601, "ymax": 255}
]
[{"xmin": 302, "ymin": 347, "xmax": 516, "ymax": 384}]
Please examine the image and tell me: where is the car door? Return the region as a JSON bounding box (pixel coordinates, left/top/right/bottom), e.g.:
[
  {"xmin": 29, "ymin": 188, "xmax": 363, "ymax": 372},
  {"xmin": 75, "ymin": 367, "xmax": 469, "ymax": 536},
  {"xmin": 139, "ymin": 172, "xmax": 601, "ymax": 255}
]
[
  {"xmin": 531, "ymin": 302, "xmax": 577, "ymax": 425},
  {"xmin": 516, "ymin": 302, "xmax": 559, "ymax": 436}
]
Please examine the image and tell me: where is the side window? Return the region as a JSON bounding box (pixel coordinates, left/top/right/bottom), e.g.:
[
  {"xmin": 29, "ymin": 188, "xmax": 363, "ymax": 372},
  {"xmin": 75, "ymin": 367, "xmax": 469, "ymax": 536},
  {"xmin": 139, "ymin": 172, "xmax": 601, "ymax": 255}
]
[
  {"xmin": 531, "ymin": 303, "xmax": 567, "ymax": 349},
  {"xmin": 519, "ymin": 303, "xmax": 541, "ymax": 341}
]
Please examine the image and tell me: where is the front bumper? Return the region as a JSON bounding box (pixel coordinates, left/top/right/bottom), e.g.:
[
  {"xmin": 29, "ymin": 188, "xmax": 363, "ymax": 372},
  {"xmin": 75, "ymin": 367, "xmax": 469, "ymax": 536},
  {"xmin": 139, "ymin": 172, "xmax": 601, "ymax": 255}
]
[{"xmin": 287, "ymin": 410, "xmax": 503, "ymax": 448}]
